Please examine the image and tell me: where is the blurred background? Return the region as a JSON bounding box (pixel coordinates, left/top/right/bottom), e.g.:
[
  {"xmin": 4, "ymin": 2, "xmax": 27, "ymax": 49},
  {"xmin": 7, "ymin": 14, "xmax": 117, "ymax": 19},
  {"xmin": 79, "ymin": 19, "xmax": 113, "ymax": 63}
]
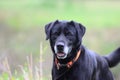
[{"xmin": 0, "ymin": 0, "xmax": 120, "ymax": 80}]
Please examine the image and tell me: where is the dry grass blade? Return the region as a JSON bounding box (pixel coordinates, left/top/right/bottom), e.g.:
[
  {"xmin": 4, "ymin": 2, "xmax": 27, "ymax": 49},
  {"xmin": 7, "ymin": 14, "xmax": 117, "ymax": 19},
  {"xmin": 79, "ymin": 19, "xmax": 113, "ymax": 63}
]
[
  {"xmin": 27, "ymin": 54, "xmax": 33, "ymax": 79},
  {"xmin": 40, "ymin": 42, "xmax": 43, "ymax": 80},
  {"xmin": 3, "ymin": 57, "xmax": 12, "ymax": 80},
  {"xmin": 19, "ymin": 65, "xmax": 29, "ymax": 80}
]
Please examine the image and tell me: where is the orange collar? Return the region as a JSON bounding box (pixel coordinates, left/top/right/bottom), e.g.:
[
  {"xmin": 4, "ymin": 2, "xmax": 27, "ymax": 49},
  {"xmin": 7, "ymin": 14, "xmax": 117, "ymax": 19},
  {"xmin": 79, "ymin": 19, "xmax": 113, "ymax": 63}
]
[{"xmin": 55, "ymin": 50, "xmax": 81, "ymax": 70}]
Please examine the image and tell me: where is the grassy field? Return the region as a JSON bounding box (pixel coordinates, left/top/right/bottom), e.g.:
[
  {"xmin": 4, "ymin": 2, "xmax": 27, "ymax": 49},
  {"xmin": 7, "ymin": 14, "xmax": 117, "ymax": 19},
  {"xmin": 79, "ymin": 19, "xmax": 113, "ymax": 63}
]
[
  {"xmin": 0, "ymin": 0, "xmax": 120, "ymax": 29},
  {"xmin": 0, "ymin": 0, "xmax": 120, "ymax": 80}
]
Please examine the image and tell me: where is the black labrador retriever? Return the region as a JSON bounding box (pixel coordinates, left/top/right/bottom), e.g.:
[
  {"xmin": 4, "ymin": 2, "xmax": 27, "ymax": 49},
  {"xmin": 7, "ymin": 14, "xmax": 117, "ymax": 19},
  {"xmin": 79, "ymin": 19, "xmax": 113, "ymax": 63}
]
[{"xmin": 45, "ymin": 20, "xmax": 120, "ymax": 80}]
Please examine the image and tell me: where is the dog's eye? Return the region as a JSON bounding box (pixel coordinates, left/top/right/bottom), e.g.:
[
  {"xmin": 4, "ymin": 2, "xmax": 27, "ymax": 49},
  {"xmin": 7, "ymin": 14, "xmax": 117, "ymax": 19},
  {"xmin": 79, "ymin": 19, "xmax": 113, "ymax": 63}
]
[
  {"xmin": 65, "ymin": 31, "xmax": 73, "ymax": 36},
  {"xmin": 51, "ymin": 32, "xmax": 60, "ymax": 40},
  {"xmin": 52, "ymin": 32, "xmax": 59, "ymax": 36}
]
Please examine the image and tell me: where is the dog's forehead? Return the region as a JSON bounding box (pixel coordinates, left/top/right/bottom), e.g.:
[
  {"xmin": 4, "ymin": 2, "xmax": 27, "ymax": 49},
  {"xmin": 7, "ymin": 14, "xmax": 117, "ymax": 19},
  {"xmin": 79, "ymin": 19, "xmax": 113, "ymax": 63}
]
[
  {"xmin": 58, "ymin": 21, "xmax": 68, "ymax": 26},
  {"xmin": 52, "ymin": 21, "xmax": 67, "ymax": 29},
  {"xmin": 51, "ymin": 21, "xmax": 77, "ymax": 33},
  {"xmin": 55, "ymin": 21, "xmax": 73, "ymax": 28}
]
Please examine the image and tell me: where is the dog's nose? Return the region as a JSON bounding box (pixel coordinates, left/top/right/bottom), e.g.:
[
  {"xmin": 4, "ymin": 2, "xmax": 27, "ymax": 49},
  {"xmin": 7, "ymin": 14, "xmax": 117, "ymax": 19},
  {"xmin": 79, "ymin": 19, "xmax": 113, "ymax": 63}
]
[
  {"xmin": 56, "ymin": 42, "xmax": 64, "ymax": 52},
  {"xmin": 57, "ymin": 45, "xmax": 64, "ymax": 51}
]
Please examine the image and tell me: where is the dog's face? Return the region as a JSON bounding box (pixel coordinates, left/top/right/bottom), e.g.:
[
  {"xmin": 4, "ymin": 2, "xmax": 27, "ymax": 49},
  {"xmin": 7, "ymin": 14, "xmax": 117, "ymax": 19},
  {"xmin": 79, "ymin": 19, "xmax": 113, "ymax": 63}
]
[
  {"xmin": 45, "ymin": 20, "xmax": 86, "ymax": 59},
  {"xmin": 51, "ymin": 22, "xmax": 77, "ymax": 59}
]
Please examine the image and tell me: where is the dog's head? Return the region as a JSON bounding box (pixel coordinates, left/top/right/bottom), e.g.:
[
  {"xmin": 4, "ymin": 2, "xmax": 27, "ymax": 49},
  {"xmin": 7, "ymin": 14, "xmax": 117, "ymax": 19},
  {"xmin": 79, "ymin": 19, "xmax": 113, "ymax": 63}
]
[{"xmin": 45, "ymin": 20, "xmax": 86, "ymax": 59}]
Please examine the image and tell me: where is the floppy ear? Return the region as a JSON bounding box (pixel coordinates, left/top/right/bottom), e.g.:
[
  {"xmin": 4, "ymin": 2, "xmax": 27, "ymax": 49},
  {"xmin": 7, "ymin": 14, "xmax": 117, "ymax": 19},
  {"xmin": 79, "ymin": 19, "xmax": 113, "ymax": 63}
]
[
  {"xmin": 69, "ymin": 21, "xmax": 86, "ymax": 37},
  {"xmin": 45, "ymin": 20, "xmax": 59, "ymax": 40},
  {"xmin": 69, "ymin": 21, "xmax": 86, "ymax": 45},
  {"xmin": 78, "ymin": 23, "xmax": 86, "ymax": 37}
]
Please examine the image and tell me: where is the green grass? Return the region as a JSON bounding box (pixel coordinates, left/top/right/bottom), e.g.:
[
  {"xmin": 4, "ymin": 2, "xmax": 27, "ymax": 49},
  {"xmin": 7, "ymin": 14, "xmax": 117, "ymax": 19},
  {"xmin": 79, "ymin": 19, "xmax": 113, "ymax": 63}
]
[
  {"xmin": 0, "ymin": 46, "xmax": 48, "ymax": 80},
  {"xmin": 0, "ymin": 0, "xmax": 120, "ymax": 30}
]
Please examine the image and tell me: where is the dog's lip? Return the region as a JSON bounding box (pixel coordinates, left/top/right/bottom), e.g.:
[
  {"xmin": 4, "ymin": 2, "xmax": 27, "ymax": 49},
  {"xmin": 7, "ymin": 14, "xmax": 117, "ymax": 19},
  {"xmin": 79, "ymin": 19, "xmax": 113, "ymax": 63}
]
[{"xmin": 57, "ymin": 53, "xmax": 65, "ymax": 57}]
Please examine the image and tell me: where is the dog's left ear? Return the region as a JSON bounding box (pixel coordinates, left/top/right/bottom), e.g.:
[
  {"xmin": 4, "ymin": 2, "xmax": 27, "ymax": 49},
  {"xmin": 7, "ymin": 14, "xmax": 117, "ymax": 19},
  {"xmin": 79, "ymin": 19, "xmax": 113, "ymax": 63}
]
[
  {"xmin": 78, "ymin": 23, "xmax": 86, "ymax": 37},
  {"xmin": 69, "ymin": 21, "xmax": 86, "ymax": 38},
  {"xmin": 45, "ymin": 20, "xmax": 59, "ymax": 40},
  {"xmin": 69, "ymin": 21, "xmax": 86, "ymax": 45}
]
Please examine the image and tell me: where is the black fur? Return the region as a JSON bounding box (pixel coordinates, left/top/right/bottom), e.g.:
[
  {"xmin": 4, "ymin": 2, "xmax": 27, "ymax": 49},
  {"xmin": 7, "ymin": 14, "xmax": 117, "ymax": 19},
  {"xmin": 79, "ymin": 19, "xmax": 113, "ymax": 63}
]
[
  {"xmin": 104, "ymin": 47, "xmax": 120, "ymax": 67},
  {"xmin": 45, "ymin": 20, "xmax": 120, "ymax": 80}
]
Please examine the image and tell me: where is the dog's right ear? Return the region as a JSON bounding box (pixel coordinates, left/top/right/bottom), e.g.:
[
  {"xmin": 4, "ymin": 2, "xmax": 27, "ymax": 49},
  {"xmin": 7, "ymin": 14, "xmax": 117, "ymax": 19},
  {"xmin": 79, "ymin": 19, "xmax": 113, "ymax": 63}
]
[{"xmin": 45, "ymin": 20, "xmax": 59, "ymax": 40}]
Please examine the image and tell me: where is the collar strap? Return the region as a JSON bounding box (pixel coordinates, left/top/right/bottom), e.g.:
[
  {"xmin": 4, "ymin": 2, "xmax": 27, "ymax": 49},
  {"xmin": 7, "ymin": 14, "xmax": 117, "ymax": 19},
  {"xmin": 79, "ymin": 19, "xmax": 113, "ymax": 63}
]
[{"xmin": 55, "ymin": 50, "xmax": 81, "ymax": 70}]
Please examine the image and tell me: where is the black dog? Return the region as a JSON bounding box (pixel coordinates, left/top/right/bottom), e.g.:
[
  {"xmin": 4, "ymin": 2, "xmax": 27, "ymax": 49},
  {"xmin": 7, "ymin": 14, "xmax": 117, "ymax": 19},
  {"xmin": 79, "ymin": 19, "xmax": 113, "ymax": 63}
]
[{"xmin": 45, "ymin": 20, "xmax": 120, "ymax": 80}]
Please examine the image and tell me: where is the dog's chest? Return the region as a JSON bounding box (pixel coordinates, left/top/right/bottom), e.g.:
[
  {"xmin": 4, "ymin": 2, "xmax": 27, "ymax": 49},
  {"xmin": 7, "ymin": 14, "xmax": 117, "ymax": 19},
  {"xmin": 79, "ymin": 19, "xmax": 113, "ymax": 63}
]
[
  {"xmin": 53, "ymin": 67, "xmax": 76, "ymax": 80},
  {"xmin": 53, "ymin": 65, "xmax": 94, "ymax": 80}
]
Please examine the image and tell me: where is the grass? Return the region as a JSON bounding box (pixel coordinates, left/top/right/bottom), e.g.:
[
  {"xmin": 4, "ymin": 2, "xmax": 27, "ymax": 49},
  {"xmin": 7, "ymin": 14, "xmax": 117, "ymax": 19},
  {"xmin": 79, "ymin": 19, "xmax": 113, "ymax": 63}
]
[
  {"xmin": 0, "ymin": 43, "xmax": 47, "ymax": 80},
  {"xmin": 0, "ymin": 1, "xmax": 120, "ymax": 30},
  {"xmin": 0, "ymin": 0, "xmax": 120, "ymax": 80},
  {"xmin": 0, "ymin": 57, "xmax": 43, "ymax": 80}
]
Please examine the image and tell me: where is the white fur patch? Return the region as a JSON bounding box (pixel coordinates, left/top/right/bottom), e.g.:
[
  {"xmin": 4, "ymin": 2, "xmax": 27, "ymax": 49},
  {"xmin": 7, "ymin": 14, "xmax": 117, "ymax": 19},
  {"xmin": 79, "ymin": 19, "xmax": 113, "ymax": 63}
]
[{"xmin": 54, "ymin": 45, "xmax": 72, "ymax": 59}]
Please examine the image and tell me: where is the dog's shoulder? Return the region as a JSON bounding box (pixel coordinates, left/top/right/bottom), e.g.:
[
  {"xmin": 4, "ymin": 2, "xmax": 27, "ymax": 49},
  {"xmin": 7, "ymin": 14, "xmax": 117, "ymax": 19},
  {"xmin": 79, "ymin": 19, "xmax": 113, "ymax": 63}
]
[
  {"xmin": 82, "ymin": 46, "xmax": 109, "ymax": 70},
  {"xmin": 80, "ymin": 46, "xmax": 98, "ymax": 68},
  {"xmin": 82, "ymin": 46, "xmax": 97, "ymax": 61}
]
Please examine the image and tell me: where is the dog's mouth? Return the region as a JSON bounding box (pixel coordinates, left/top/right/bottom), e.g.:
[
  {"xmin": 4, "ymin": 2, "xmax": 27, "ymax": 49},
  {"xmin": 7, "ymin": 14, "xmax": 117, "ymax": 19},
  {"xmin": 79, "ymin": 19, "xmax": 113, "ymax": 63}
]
[
  {"xmin": 56, "ymin": 52, "xmax": 67, "ymax": 59},
  {"xmin": 57, "ymin": 52, "xmax": 66, "ymax": 57}
]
